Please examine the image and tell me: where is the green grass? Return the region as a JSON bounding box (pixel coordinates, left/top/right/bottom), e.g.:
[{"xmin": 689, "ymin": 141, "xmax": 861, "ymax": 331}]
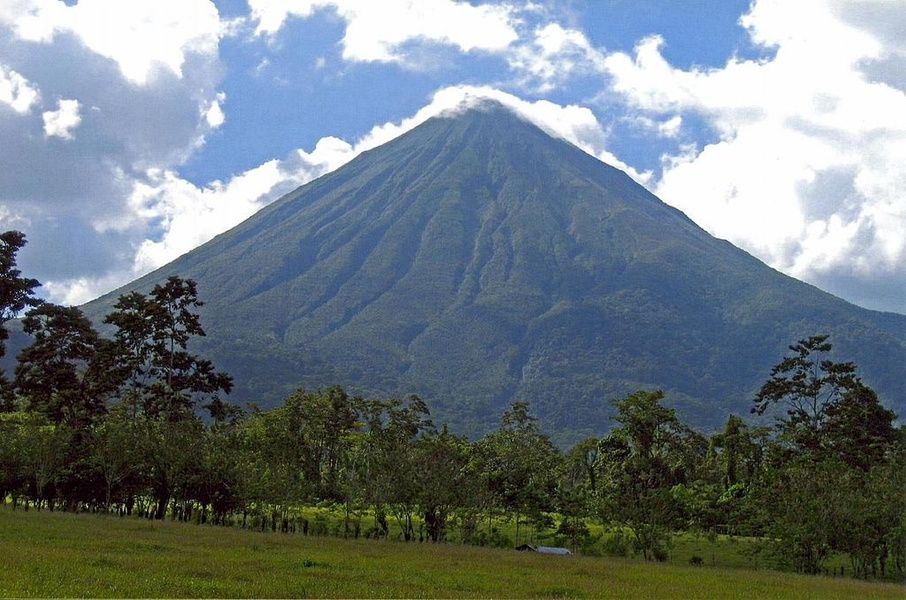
[{"xmin": 1, "ymin": 508, "xmax": 904, "ymax": 598}]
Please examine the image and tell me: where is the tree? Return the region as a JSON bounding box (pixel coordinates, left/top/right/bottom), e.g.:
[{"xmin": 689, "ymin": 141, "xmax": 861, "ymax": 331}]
[
  {"xmin": 702, "ymin": 414, "xmax": 770, "ymax": 537},
  {"xmin": 759, "ymin": 455, "xmax": 843, "ymax": 574},
  {"xmin": 752, "ymin": 335, "xmax": 861, "ymax": 450},
  {"xmin": 477, "ymin": 402, "xmax": 561, "ymax": 544},
  {"xmin": 89, "ymin": 409, "xmax": 146, "ymax": 509},
  {"xmin": 104, "ymin": 276, "xmax": 232, "ymax": 419},
  {"xmin": 145, "ymin": 417, "xmax": 204, "ymax": 519},
  {"xmin": 415, "ymin": 425, "xmax": 471, "ymax": 542},
  {"xmin": 0, "ymin": 231, "xmax": 42, "ymax": 408},
  {"xmin": 709, "ymin": 415, "xmax": 767, "ymax": 489},
  {"xmin": 14, "ymin": 304, "xmax": 105, "ymax": 427},
  {"xmin": 597, "ymin": 390, "xmax": 696, "ymax": 561},
  {"xmin": 281, "ymin": 386, "xmax": 361, "ymax": 500},
  {"xmin": 362, "ymin": 395, "xmax": 433, "ymax": 541},
  {"xmin": 16, "ymin": 414, "xmax": 71, "ymax": 509},
  {"xmin": 822, "ymin": 385, "xmax": 897, "ymax": 471},
  {"xmin": 563, "ymin": 437, "xmax": 600, "ymax": 497},
  {"xmin": 752, "ymin": 337, "xmax": 903, "ymax": 576}
]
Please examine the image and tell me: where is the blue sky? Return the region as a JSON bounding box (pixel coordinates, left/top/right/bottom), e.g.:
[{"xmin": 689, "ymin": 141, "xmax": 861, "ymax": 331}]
[
  {"xmin": 1, "ymin": 0, "xmax": 905, "ymax": 314},
  {"xmin": 182, "ymin": 0, "xmax": 758, "ymax": 183}
]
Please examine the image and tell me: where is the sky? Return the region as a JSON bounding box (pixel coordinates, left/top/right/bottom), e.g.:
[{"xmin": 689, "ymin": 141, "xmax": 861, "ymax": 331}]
[{"xmin": 1, "ymin": 0, "xmax": 905, "ymax": 314}]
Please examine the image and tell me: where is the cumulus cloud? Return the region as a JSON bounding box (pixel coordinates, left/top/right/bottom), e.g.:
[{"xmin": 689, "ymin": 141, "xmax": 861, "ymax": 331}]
[
  {"xmin": 0, "ymin": 0, "xmax": 223, "ymax": 85},
  {"xmin": 4, "ymin": 1, "xmax": 632, "ymax": 306},
  {"xmin": 249, "ymin": 0, "xmax": 518, "ymax": 65},
  {"xmin": 8, "ymin": 0, "xmax": 903, "ymax": 319},
  {"xmin": 42, "ymin": 98, "xmax": 81, "ymax": 139},
  {"xmin": 245, "ymin": 1, "xmax": 606, "ymax": 92},
  {"xmin": 204, "ymin": 91, "xmax": 226, "ymax": 129},
  {"xmin": 602, "ymin": 0, "xmax": 906, "ymax": 312},
  {"xmin": 0, "ymin": 1, "xmax": 228, "ymax": 305},
  {"xmin": 0, "ymin": 64, "xmax": 40, "ymax": 114},
  {"xmin": 508, "ymin": 23, "xmax": 607, "ymax": 92}
]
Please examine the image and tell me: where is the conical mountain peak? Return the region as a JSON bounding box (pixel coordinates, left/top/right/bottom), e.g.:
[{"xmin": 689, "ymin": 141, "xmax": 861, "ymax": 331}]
[{"xmin": 63, "ymin": 103, "xmax": 906, "ymax": 442}]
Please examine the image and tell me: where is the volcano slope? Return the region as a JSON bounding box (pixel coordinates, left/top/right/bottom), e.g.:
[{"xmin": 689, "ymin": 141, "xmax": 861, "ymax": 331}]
[{"xmin": 66, "ymin": 103, "xmax": 906, "ymax": 442}]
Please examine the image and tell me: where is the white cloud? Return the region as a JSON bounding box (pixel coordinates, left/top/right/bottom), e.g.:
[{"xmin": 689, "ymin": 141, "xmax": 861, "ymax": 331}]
[
  {"xmin": 658, "ymin": 115, "xmax": 682, "ymax": 138},
  {"xmin": 0, "ymin": 205, "xmax": 29, "ymax": 228},
  {"xmin": 0, "ymin": 0, "xmax": 223, "ymax": 85},
  {"xmin": 130, "ymin": 161, "xmax": 285, "ymax": 273},
  {"xmin": 42, "ymin": 271, "xmax": 134, "ymax": 307},
  {"xmin": 0, "ymin": 64, "xmax": 39, "ymax": 114},
  {"xmin": 248, "ymin": 0, "xmax": 518, "ymax": 64},
  {"xmin": 246, "ymin": 1, "xmax": 611, "ymax": 92},
  {"xmin": 42, "ymin": 98, "xmax": 81, "ymax": 139},
  {"xmin": 508, "ymin": 23, "xmax": 607, "ymax": 92},
  {"xmin": 603, "ymin": 0, "xmax": 906, "ymax": 312},
  {"xmin": 0, "ymin": 0, "xmax": 228, "ymax": 306},
  {"xmin": 204, "ymin": 91, "xmax": 226, "ymax": 128}
]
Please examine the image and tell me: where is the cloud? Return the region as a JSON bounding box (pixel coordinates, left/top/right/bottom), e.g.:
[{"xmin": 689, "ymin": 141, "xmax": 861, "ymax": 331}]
[
  {"xmin": 204, "ymin": 91, "xmax": 226, "ymax": 129},
  {"xmin": 508, "ymin": 23, "xmax": 607, "ymax": 92},
  {"xmin": 602, "ymin": 0, "xmax": 906, "ymax": 312},
  {"xmin": 0, "ymin": 0, "xmax": 223, "ymax": 85},
  {"xmin": 249, "ymin": 0, "xmax": 518, "ymax": 65},
  {"xmin": 0, "ymin": 64, "xmax": 40, "ymax": 114},
  {"xmin": 245, "ymin": 1, "xmax": 606, "ymax": 93},
  {"xmin": 0, "ymin": 2, "xmax": 228, "ymax": 305},
  {"xmin": 42, "ymin": 98, "xmax": 81, "ymax": 139}
]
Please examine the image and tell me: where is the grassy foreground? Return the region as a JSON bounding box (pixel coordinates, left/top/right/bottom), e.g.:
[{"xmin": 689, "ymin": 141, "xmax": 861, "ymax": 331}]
[{"xmin": 1, "ymin": 509, "xmax": 903, "ymax": 599}]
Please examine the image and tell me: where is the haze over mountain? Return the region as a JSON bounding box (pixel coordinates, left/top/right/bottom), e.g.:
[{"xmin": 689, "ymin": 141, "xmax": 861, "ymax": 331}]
[{"xmin": 19, "ymin": 102, "xmax": 906, "ymax": 442}]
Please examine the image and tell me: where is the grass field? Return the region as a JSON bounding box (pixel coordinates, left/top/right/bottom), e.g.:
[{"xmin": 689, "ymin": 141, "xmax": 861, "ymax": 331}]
[{"xmin": 2, "ymin": 508, "xmax": 904, "ymax": 598}]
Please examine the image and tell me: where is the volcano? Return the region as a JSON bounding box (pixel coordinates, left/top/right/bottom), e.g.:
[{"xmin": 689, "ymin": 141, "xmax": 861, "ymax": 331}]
[{"xmin": 71, "ymin": 103, "xmax": 906, "ymax": 442}]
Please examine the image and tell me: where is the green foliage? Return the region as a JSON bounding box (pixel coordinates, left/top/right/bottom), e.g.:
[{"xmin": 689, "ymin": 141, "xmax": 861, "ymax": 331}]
[
  {"xmin": 0, "ymin": 231, "xmax": 42, "ymax": 409},
  {"xmin": 748, "ymin": 337, "xmax": 905, "ymax": 577},
  {"xmin": 596, "ymin": 390, "xmax": 701, "ymax": 561},
  {"xmin": 475, "ymin": 402, "xmax": 561, "ymax": 542},
  {"xmin": 103, "ymin": 276, "xmax": 232, "ymax": 420},
  {"xmin": 753, "ymin": 335, "xmax": 863, "ymax": 450},
  {"xmin": 15, "ymin": 304, "xmax": 106, "ymax": 427}
]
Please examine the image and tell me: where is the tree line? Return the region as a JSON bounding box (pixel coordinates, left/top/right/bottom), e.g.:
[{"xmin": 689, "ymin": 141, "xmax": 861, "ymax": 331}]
[{"xmin": 1, "ymin": 231, "xmax": 904, "ymax": 579}]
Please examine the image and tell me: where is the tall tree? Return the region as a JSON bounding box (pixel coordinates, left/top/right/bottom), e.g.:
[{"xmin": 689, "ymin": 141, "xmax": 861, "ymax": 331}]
[
  {"xmin": 478, "ymin": 401, "xmax": 561, "ymax": 544},
  {"xmin": 822, "ymin": 385, "xmax": 897, "ymax": 471},
  {"xmin": 15, "ymin": 304, "xmax": 105, "ymax": 427},
  {"xmin": 752, "ymin": 335, "xmax": 861, "ymax": 450},
  {"xmin": 415, "ymin": 425, "xmax": 471, "ymax": 542},
  {"xmin": 597, "ymin": 390, "xmax": 695, "ymax": 561},
  {"xmin": 359, "ymin": 395, "xmax": 433, "ymax": 541},
  {"xmin": 89, "ymin": 409, "xmax": 146, "ymax": 509},
  {"xmin": 0, "ymin": 231, "xmax": 42, "ymax": 408},
  {"xmin": 752, "ymin": 336, "xmax": 903, "ymax": 576},
  {"xmin": 104, "ymin": 276, "xmax": 232, "ymax": 419},
  {"xmin": 283, "ymin": 386, "xmax": 360, "ymax": 500}
]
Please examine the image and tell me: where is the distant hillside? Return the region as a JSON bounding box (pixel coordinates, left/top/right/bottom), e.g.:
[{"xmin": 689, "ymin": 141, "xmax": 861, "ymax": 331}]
[{"xmin": 9, "ymin": 103, "xmax": 906, "ymax": 443}]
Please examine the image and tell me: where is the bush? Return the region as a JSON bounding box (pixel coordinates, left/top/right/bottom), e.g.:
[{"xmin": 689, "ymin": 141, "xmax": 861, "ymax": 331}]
[
  {"xmin": 473, "ymin": 527, "xmax": 512, "ymax": 549},
  {"xmin": 602, "ymin": 530, "xmax": 629, "ymax": 557}
]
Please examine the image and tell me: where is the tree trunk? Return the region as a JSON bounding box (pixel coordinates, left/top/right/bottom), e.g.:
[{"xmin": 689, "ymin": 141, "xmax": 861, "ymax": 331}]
[{"xmin": 154, "ymin": 487, "xmax": 169, "ymax": 520}]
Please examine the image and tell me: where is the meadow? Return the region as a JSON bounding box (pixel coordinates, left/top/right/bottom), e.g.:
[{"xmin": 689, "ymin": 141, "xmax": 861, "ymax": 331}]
[{"xmin": 2, "ymin": 508, "xmax": 903, "ymax": 599}]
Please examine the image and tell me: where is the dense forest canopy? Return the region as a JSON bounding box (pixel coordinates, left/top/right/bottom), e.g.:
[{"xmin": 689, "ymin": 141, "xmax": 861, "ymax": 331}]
[{"xmin": 1, "ymin": 230, "xmax": 904, "ymax": 580}]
